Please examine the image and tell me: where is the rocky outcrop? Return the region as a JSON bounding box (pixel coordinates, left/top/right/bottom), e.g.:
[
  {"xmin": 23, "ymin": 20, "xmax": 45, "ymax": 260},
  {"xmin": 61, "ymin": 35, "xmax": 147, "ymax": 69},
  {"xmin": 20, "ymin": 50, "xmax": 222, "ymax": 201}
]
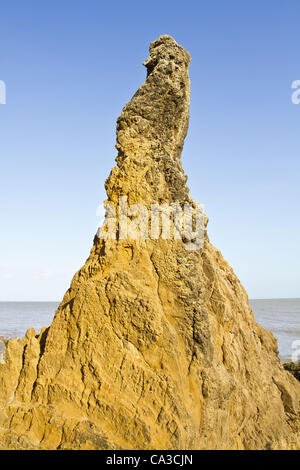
[
  {"xmin": 0, "ymin": 35, "xmax": 299, "ymax": 450},
  {"xmin": 284, "ymin": 363, "xmax": 300, "ymax": 382}
]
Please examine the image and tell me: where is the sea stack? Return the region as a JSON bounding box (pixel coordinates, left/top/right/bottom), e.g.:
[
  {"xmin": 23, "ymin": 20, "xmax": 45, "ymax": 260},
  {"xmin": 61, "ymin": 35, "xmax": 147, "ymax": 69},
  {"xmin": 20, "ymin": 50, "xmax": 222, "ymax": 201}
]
[{"xmin": 0, "ymin": 35, "xmax": 299, "ymax": 450}]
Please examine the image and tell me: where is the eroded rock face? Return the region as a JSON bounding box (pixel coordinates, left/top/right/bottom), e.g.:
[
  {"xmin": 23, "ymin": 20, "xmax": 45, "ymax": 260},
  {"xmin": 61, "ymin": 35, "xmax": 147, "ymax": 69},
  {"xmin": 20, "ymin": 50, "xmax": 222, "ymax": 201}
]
[{"xmin": 0, "ymin": 35, "xmax": 299, "ymax": 450}]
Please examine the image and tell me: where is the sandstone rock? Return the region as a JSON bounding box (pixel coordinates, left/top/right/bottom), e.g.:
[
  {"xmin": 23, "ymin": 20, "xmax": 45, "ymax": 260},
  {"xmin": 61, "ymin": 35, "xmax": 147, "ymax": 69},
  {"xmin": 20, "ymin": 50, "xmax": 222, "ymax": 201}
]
[
  {"xmin": 0, "ymin": 337, "xmax": 6, "ymax": 365},
  {"xmin": 0, "ymin": 35, "xmax": 299, "ymax": 450}
]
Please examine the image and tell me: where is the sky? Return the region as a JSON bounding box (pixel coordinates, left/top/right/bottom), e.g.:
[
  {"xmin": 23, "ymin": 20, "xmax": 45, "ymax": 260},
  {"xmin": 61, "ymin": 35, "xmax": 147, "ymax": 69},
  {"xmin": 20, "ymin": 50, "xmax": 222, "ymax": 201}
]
[{"xmin": 0, "ymin": 0, "xmax": 299, "ymax": 301}]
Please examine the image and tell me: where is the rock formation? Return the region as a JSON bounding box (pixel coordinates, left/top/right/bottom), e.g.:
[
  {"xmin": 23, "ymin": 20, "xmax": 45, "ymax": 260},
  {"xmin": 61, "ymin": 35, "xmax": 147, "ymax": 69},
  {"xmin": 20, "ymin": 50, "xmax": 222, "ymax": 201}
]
[{"xmin": 0, "ymin": 35, "xmax": 299, "ymax": 450}]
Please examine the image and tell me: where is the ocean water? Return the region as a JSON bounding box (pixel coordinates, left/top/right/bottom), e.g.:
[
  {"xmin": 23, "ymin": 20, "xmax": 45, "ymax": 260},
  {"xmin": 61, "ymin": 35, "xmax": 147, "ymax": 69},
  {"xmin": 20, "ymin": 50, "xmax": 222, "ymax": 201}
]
[
  {"xmin": 0, "ymin": 299, "xmax": 299, "ymax": 362},
  {"xmin": 250, "ymin": 298, "xmax": 300, "ymax": 362},
  {"xmin": 0, "ymin": 302, "xmax": 59, "ymax": 339}
]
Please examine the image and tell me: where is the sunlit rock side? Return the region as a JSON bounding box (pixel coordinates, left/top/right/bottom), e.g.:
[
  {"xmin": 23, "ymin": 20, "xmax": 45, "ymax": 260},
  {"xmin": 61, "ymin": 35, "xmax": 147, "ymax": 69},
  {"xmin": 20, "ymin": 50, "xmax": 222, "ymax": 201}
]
[
  {"xmin": 0, "ymin": 337, "xmax": 6, "ymax": 365},
  {"xmin": 0, "ymin": 35, "xmax": 299, "ymax": 450}
]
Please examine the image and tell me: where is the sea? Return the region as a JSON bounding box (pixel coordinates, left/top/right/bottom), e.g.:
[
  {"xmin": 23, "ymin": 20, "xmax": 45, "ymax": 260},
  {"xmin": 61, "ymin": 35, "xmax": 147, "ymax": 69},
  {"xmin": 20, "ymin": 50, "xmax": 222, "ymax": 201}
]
[
  {"xmin": 0, "ymin": 299, "xmax": 299, "ymax": 362},
  {"xmin": 249, "ymin": 299, "xmax": 300, "ymax": 362}
]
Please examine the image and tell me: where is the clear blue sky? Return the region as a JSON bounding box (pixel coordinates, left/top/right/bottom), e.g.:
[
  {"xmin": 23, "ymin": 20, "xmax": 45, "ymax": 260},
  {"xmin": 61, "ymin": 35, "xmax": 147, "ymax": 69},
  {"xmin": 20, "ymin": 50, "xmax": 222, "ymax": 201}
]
[{"xmin": 0, "ymin": 0, "xmax": 299, "ymax": 300}]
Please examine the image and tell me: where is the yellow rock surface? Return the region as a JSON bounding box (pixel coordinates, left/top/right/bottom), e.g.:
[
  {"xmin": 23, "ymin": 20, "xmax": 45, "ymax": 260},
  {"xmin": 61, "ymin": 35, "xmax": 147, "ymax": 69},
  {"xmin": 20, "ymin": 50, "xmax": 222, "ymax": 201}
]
[{"xmin": 0, "ymin": 35, "xmax": 299, "ymax": 450}]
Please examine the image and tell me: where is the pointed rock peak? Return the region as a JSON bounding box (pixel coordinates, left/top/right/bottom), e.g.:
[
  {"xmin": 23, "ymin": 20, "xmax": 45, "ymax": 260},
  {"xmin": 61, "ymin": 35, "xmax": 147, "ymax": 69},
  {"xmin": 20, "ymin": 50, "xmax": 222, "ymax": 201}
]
[
  {"xmin": 143, "ymin": 35, "xmax": 191, "ymax": 77},
  {"xmin": 106, "ymin": 35, "xmax": 192, "ymax": 206}
]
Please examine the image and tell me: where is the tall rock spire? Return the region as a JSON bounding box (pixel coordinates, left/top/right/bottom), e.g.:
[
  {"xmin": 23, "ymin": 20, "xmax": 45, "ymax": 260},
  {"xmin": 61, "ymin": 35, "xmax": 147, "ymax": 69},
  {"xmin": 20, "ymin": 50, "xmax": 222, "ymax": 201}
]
[
  {"xmin": 0, "ymin": 36, "xmax": 299, "ymax": 450},
  {"xmin": 106, "ymin": 35, "xmax": 191, "ymax": 205}
]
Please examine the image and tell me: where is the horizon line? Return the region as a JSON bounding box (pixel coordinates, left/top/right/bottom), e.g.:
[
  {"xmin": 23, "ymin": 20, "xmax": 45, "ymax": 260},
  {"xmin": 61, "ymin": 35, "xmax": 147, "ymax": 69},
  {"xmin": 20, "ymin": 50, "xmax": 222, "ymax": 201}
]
[{"xmin": 0, "ymin": 298, "xmax": 299, "ymax": 303}]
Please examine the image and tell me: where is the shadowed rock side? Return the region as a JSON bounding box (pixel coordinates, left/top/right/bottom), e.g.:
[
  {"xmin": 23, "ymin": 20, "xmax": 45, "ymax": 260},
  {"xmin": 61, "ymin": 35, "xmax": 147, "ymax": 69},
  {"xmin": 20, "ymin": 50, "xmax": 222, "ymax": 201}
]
[{"xmin": 0, "ymin": 35, "xmax": 299, "ymax": 450}]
